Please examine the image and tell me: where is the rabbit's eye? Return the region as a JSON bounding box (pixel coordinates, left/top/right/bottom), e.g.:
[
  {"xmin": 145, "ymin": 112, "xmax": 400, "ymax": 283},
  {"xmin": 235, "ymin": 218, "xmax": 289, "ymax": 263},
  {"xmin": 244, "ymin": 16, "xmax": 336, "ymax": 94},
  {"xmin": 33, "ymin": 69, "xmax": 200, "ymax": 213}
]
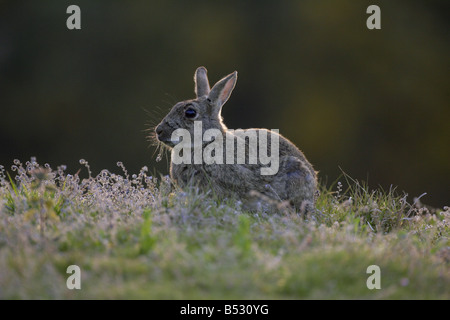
[{"xmin": 185, "ymin": 108, "xmax": 197, "ymax": 119}]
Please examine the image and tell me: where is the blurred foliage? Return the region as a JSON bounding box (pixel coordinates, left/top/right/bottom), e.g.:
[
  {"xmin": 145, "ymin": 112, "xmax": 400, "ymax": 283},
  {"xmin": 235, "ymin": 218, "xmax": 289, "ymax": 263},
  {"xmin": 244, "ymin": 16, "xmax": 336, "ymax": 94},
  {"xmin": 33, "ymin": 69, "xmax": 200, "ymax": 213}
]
[{"xmin": 0, "ymin": 0, "xmax": 449, "ymax": 206}]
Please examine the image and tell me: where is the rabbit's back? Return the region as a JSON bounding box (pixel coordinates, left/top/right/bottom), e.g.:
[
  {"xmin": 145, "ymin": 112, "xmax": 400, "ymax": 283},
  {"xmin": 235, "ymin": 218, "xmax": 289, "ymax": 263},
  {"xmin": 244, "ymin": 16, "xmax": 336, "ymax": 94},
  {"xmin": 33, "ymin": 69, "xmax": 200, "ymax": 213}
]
[{"xmin": 170, "ymin": 128, "xmax": 317, "ymax": 211}]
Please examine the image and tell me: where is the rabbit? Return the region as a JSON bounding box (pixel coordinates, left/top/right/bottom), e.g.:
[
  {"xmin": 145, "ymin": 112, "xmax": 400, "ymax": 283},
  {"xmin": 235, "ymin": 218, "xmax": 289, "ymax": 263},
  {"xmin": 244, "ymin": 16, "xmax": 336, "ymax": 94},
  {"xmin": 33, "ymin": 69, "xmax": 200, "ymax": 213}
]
[{"xmin": 155, "ymin": 66, "xmax": 317, "ymax": 214}]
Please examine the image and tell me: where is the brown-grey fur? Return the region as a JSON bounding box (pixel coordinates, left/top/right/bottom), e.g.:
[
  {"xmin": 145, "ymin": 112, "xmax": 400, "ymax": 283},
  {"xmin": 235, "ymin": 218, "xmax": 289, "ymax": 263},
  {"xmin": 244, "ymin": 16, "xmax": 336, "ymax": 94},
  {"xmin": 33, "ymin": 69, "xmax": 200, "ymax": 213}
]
[{"xmin": 155, "ymin": 67, "xmax": 317, "ymax": 213}]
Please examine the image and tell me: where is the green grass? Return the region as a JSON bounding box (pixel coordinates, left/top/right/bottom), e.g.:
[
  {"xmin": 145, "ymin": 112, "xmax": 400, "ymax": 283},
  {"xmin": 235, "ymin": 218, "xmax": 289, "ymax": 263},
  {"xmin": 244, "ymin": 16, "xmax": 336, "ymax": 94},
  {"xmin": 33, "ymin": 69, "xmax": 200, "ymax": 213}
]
[{"xmin": 0, "ymin": 159, "xmax": 448, "ymax": 299}]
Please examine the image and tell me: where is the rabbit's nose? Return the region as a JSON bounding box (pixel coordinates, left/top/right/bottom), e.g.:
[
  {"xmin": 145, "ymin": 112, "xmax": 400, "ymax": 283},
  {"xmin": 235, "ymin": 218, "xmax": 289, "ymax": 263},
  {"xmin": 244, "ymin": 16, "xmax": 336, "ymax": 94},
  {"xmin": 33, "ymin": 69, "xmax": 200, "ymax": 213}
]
[{"xmin": 155, "ymin": 125, "xmax": 163, "ymax": 138}]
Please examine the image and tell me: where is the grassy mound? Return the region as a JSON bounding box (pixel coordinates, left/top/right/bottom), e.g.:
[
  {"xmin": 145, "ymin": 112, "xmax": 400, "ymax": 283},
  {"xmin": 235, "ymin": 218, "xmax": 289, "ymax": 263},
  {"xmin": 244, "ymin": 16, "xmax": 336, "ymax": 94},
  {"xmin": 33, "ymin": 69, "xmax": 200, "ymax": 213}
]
[{"xmin": 0, "ymin": 158, "xmax": 448, "ymax": 299}]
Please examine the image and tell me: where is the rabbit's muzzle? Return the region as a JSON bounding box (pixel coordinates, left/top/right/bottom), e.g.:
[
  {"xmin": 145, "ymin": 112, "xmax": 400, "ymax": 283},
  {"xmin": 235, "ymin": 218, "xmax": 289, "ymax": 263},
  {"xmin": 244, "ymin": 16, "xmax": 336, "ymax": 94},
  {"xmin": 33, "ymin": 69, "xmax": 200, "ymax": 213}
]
[
  {"xmin": 155, "ymin": 125, "xmax": 163, "ymax": 140},
  {"xmin": 155, "ymin": 123, "xmax": 176, "ymax": 147}
]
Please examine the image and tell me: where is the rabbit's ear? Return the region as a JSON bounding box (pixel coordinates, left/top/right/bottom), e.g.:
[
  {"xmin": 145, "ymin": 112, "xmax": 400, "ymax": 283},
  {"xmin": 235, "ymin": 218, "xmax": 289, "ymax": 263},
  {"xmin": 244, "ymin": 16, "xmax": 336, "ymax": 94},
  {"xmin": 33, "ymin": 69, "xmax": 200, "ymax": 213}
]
[
  {"xmin": 208, "ymin": 71, "xmax": 237, "ymax": 115},
  {"xmin": 194, "ymin": 66, "xmax": 210, "ymax": 98}
]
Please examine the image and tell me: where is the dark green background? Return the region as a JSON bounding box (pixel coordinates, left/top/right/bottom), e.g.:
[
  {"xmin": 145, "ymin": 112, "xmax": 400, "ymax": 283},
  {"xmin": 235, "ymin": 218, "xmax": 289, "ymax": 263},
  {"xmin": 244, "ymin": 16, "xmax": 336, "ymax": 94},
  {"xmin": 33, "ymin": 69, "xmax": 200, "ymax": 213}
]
[{"xmin": 1, "ymin": 1, "xmax": 448, "ymax": 207}]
